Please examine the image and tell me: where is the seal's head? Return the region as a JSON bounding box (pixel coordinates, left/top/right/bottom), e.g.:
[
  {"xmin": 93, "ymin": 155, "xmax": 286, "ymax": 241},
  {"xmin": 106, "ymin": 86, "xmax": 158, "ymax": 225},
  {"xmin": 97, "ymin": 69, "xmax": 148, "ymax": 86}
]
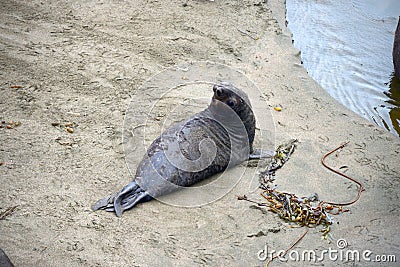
[
  {"xmin": 211, "ymin": 82, "xmax": 252, "ymax": 117},
  {"xmin": 210, "ymin": 82, "xmax": 256, "ymax": 148}
]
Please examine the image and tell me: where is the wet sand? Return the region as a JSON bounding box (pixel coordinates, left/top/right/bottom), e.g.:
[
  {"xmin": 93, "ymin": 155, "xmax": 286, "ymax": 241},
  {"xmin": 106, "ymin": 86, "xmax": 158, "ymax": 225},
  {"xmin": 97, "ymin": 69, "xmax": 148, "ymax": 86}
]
[{"xmin": 1, "ymin": 0, "xmax": 399, "ymax": 266}]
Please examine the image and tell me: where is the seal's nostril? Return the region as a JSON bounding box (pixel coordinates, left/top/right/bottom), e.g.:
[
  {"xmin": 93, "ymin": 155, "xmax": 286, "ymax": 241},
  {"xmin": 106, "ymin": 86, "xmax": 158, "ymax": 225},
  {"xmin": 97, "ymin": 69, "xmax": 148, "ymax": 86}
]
[{"xmin": 216, "ymin": 88, "xmax": 223, "ymax": 97}]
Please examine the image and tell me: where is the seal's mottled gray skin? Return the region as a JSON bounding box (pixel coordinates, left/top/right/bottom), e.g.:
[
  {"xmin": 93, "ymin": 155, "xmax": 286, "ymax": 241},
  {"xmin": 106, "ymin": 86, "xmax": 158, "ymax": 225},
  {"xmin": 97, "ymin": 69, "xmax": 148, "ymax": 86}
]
[
  {"xmin": 92, "ymin": 82, "xmax": 265, "ymax": 217},
  {"xmin": 0, "ymin": 248, "xmax": 14, "ymax": 267}
]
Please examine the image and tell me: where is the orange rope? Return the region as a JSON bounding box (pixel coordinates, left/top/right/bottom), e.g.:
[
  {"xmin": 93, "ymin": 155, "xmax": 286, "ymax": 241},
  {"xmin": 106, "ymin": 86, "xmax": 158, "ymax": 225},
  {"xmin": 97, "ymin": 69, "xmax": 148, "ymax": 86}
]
[
  {"xmin": 321, "ymin": 141, "xmax": 365, "ymax": 206},
  {"xmin": 265, "ymin": 228, "xmax": 309, "ymax": 267}
]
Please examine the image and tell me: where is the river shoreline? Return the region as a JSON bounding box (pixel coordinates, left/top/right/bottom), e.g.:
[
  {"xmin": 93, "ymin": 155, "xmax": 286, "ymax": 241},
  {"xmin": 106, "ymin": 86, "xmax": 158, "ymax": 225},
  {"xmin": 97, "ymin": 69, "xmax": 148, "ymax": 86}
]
[{"xmin": 284, "ymin": 0, "xmax": 400, "ymax": 137}]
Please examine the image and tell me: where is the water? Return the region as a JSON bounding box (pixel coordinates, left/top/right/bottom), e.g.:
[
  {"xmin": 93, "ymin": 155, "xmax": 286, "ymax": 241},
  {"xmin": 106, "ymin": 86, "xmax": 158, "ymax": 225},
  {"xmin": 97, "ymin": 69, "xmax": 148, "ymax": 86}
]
[{"xmin": 286, "ymin": 0, "xmax": 400, "ymax": 136}]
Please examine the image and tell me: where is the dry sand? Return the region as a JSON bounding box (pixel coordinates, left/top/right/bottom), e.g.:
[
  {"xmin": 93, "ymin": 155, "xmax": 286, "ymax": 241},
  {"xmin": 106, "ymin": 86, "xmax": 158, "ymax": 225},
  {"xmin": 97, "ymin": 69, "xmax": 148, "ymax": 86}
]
[{"xmin": 1, "ymin": 0, "xmax": 399, "ymax": 266}]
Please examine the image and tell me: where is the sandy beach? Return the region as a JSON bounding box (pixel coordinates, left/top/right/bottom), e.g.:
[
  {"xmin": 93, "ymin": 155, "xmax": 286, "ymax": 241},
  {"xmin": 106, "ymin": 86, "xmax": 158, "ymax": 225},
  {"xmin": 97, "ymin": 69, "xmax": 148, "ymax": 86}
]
[{"xmin": 1, "ymin": 0, "xmax": 399, "ymax": 266}]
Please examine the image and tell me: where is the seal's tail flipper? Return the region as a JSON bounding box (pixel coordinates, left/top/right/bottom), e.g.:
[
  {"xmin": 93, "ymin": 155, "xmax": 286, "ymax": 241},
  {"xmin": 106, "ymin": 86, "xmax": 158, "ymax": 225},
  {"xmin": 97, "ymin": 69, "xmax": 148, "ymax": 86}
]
[{"xmin": 92, "ymin": 181, "xmax": 153, "ymax": 217}]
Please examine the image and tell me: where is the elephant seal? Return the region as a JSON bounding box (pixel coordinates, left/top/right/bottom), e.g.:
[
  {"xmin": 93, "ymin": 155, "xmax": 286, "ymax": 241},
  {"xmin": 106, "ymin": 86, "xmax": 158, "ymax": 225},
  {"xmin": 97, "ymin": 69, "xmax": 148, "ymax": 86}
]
[
  {"xmin": 92, "ymin": 82, "xmax": 269, "ymax": 217},
  {"xmin": 393, "ymin": 16, "xmax": 400, "ymax": 78},
  {"xmin": 0, "ymin": 248, "xmax": 14, "ymax": 267}
]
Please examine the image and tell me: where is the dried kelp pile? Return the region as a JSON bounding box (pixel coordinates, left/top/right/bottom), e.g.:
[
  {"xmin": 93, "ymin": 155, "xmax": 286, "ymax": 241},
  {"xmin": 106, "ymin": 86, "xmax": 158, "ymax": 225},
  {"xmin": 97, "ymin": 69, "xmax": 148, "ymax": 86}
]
[
  {"xmin": 238, "ymin": 140, "xmax": 364, "ymax": 265},
  {"xmin": 258, "ymin": 188, "xmax": 347, "ymax": 236}
]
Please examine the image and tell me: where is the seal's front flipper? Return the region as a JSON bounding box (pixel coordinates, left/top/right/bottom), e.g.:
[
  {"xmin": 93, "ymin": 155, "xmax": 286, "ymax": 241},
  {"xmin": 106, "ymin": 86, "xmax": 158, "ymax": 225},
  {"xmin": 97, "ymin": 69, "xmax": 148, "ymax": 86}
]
[
  {"xmin": 92, "ymin": 181, "xmax": 153, "ymax": 217},
  {"xmin": 249, "ymin": 148, "xmax": 275, "ymax": 160}
]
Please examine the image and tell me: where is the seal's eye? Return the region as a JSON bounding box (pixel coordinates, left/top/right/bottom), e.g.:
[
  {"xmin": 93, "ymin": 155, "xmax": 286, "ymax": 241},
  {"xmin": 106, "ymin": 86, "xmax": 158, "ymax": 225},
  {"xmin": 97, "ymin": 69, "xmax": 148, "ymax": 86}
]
[{"xmin": 227, "ymin": 100, "xmax": 235, "ymax": 107}]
